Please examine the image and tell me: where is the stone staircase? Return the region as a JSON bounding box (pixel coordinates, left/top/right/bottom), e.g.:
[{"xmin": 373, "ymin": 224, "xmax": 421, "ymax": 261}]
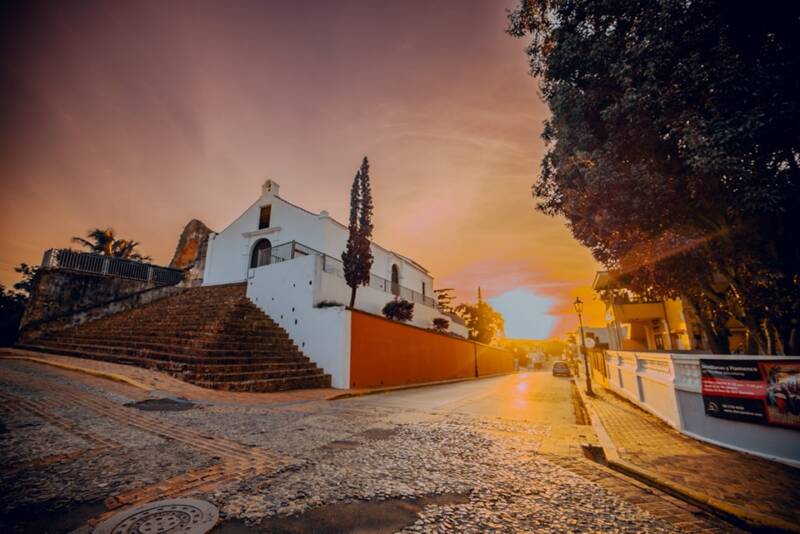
[{"xmin": 18, "ymin": 283, "xmax": 331, "ymax": 392}]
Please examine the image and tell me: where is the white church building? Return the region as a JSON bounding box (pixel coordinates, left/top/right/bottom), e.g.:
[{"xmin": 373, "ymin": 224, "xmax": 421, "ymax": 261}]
[{"xmin": 202, "ymin": 180, "xmax": 468, "ymax": 387}]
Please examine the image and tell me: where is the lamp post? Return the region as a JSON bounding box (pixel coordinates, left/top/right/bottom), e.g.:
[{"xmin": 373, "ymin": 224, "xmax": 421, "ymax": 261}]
[{"xmin": 574, "ymin": 297, "xmax": 594, "ymax": 396}]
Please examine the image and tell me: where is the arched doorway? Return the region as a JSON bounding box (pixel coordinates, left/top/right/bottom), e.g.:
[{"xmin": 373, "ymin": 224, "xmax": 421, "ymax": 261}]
[
  {"xmin": 250, "ymin": 239, "xmax": 272, "ymax": 268},
  {"xmin": 391, "ymin": 264, "xmax": 400, "ymax": 296}
]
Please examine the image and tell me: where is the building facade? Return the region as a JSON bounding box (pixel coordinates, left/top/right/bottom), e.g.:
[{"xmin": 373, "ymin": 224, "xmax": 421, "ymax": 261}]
[
  {"xmin": 592, "ymin": 271, "xmax": 695, "ymax": 351},
  {"xmin": 592, "ymin": 271, "xmax": 747, "ymax": 353},
  {"xmin": 201, "ymin": 180, "xmax": 469, "ymax": 387}
]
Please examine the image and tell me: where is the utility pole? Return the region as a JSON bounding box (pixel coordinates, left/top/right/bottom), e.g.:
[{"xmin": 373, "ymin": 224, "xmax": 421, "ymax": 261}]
[{"xmin": 574, "ymin": 297, "xmax": 594, "ymax": 396}]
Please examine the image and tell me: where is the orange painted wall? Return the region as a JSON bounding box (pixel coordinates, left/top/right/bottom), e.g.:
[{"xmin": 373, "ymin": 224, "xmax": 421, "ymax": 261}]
[
  {"xmin": 475, "ymin": 343, "xmax": 517, "ymax": 377},
  {"xmin": 349, "ymin": 310, "xmax": 516, "ymax": 389}
]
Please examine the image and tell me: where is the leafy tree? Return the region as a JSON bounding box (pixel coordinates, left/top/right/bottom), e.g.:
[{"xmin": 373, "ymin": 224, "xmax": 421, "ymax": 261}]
[
  {"xmin": 508, "ymin": 0, "xmax": 800, "ymax": 354},
  {"xmin": 542, "ymin": 339, "xmax": 566, "ymax": 359},
  {"xmin": 0, "ymin": 285, "xmax": 26, "ymax": 346},
  {"xmin": 72, "ymin": 228, "xmax": 152, "ymax": 261},
  {"xmin": 342, "ymin": 157, "xmax": 375, "ymax": 308},
  {"xmin": 434, "ymin": 288, "xmax": 456, "ymax": 314},
  {"xmin": 12, "ymin": 263, "xmax": 39, "ymax": 298},
  {"xmin": 0, "ymin": 263, "xmax": 40, "ymax": 346},
  {"xmin": 382, "ymin": 298, "xmax": 414, "ymax": 322},
  {"xmin": 455, "ymin": 298, "xmax": 505, "ymax": 344}
]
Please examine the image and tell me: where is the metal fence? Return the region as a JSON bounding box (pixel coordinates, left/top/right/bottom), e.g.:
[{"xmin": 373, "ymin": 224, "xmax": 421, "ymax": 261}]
[
  {"xmin": 41, "ymin": 249, "xmax": 184, "ymax": 286},
  {"xmin": 252, "ymin": 240, "xmax": 436, "ymax": 308},
  {"xmin": 319, "ymin": 250, "xmax": 436, "ymax": 308},
  {"xmin": 252, "ymin": 241, "xmax": 322, "ymax": 268}
]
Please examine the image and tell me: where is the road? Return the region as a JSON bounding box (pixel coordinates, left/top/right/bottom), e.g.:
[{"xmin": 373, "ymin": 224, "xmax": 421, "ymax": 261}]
[
  {"xmin": 0, "ymin": 359, "xmax": 735, "ymax": 533},
  {"xmin": 349, "ymin": 372, "xmax": 577, "ymax": 425}
]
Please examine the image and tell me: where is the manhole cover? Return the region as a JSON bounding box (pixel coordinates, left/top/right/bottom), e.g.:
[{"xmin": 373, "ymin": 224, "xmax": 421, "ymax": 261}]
[
  {"xmin": 125, "ymin": 398, "xmax": 195, "ymax": 412},
  {"xmin": 92, "ymin": 498, "xmax": 218, "ymax": 534}
]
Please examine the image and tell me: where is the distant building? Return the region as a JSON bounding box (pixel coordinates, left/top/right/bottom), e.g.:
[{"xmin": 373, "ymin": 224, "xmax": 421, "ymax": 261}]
[{"xmin": 592, "ymin": 271, "xmax": 746, "ymax": 352}]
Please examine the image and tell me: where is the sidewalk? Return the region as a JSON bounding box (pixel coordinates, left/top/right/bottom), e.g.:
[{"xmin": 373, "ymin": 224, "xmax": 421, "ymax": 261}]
[
  {"xmin": 0, "ymin": 348, "xmax": 337, "ymax": 405},
  {"xmin": 580, "ymin": 386, "xmax": 800, "ymax": 532}
]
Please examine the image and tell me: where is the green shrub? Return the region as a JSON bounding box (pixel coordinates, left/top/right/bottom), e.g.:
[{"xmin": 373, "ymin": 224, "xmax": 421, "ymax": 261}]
[{"xmin": 382, "ymin": 298, "xmax": 414, "ymax": 322}]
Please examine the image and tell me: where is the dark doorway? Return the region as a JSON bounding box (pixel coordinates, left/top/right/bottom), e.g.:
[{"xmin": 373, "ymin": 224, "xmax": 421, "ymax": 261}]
[
  {"xmin": 391, "ymin": 264, "xmax": 399, "ymax": 295},
  {"xmin": 250, "ymin": 239, "xmax": 272, "ymax": 268}
]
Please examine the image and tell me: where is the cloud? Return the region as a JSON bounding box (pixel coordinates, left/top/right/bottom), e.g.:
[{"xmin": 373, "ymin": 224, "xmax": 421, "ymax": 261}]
[
  {"xmin": 488, "ymin": 289, "xmax": 556, "ymax": 339},
  {"xmin": 0, "ymin": 0, "xmax": 605, "ymax": 338}
]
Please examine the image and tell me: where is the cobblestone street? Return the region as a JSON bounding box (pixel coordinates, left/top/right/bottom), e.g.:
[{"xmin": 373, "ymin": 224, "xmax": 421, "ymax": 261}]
[{"xmin": 0, "ymin": 358, "xmax": 738, "ymax": 533}]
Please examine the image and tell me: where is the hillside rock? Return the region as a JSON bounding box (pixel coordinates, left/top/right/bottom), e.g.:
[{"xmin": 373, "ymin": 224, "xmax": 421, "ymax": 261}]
[{"xmin": 170, "ymin": 219, "xmax": 213, "ymax": 285}]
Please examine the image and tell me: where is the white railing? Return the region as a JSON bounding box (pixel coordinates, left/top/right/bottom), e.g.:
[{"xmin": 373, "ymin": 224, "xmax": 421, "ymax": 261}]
[
  {"xmin": 251, "ymin": 240, "xmax": 437, "ymax": 308},
  {"xmin": 321, "ymin": 254, "xmax": 436, "ymax": 308},
  {"xmin": 602, "ymin": 350, "xmax": 800, "ymax": 467},
  {"xmin": 42, "ymin": 249, "xmax": 184, "ymax": 286},
  {"xmin": 604, "ymin": 350, "xmax": 681, "ymax": 428}
]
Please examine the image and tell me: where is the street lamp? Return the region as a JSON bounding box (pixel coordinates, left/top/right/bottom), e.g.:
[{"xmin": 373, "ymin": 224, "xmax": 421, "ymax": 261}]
[{"xmin": 574, "ymin": 297, "xmax": 594, "ymax": 396}]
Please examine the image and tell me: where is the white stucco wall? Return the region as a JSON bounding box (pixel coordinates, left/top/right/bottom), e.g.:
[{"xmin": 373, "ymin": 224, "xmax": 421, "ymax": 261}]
[
  {"xmin": 605, "ymin": 350, "xmax": 800, "ymax": 467},
  {"xmin": 245, "ymin": 254, "xmax": 351, "ymax": 388},
  {"xmin": 204, "ymin": 186, "xmax": 328, "ymax": 285},
  {"xmin": 203, "ymin": 181, "xmax": 434, "ymax": 295},
  {"xmin": 317, "ymin": 269, "xmax": 467, "ymax": 337}
]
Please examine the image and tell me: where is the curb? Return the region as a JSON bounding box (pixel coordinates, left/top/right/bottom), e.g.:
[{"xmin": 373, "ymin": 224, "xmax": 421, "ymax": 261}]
[
  {"xmin": 573, "ymin": 382, "xmax": 798, "ymax": 534},
  {"xmin": 0, "ymin": 351, "xmax": 151, "ymax": 392},
  {"xmin": 327, "ymin": 372, "xmax": 514, "ymax": 401}
]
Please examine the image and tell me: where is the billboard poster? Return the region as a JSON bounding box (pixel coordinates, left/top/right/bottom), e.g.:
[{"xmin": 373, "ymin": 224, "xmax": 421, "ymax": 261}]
[{"xmin": 700, "ymin": 359, "xmax": 800, "ymax": 429}]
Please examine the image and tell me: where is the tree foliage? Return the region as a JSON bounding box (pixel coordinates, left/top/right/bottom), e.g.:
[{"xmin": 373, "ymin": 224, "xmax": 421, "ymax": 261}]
[
  {"xmin": 0, "ymin": 285, "xmax": 26, "ymax": 346},
  {"xmin": 432, "ymin": 317, "xmax": 450, "ymax": 332},
  {"xmin": 455, "ymin": 300, "xmax": 505, "ymax": 344},
  {"xmin": 434, "ymin": 288, "xmax": 455, "ymax": 315},
  {"xmin": 508, "ymin": 0, "xmax": 800, "ymax": 354},
  {"xmin": 12, "ymin": 263, "xmax": 39, "ymax": 298},
  {"xmin": 72, "ymin": 227, "xmax": 152, "ymax": 261},
  {"xmin": 382, "ymin": 298, "xmax": 414, "ymax": 322},
  {"xmin": 342, "ymin": 157, "xmax": 375, "ymax": 308},
  {"xmin": 0, "ymin": 263, "xmax": 40, "ymax": 346}
]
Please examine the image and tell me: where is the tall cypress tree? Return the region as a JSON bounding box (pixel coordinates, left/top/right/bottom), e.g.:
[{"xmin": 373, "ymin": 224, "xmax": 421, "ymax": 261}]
[{"xmin": 342, "ymin": 157, "xmax": 374, "ymax": 308}]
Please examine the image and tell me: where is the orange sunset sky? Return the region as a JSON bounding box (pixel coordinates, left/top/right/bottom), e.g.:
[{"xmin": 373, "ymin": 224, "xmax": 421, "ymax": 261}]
[{"xmin": 0, "ymin": 0, "xmax": 604, "ymax": 338}]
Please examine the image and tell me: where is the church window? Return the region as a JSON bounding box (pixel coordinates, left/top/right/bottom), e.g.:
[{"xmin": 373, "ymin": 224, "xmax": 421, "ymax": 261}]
[{"xmin": 258, "ymin": 205, "xmax": 271, "ymax": 229}]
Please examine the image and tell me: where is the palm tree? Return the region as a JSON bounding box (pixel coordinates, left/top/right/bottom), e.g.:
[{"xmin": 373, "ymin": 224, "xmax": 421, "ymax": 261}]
[
  {"xmin": 71, "ymin": 228, "xmax": 151, "ymax": 262},
  {"xmin": 112, "ymin": 239, "xmax": 151, "ymax": 261},
  {"xmin": 72, "ymin": 228, "xmax": 115, "ymax": 256}
]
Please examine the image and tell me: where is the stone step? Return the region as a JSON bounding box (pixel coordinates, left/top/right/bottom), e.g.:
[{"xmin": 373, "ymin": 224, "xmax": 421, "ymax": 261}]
[
  {"xmin": 103, "ymin": 298, "xmax": 250, "ymax": 316},
  {"xmin": 41, "ymin": 349, "xmax": 332, "ymax": 391},
  {"xmin": 22, "ymin": 342, "xmax": 308, "ymax": 365},
  {"xmin": 45, "ymin": 333, "xmax": 295, "ymax": 352},
  {"xmin": 48, "ymin": 324, "xmax": 285, "ymax": 336},
  {"xmin": 18, "ymin": 347, "xmax": 317, "ymax": 382},
  {"xmin": 180, "ymin": 367, "xmax": 325, "ymax": 383},
  {"xmin": 20, "ymin": 283, "xmax": 329, "ymax": 392},
  {"xmin": 192, "ymin": 373, "xmax": 331, "ymax": 393},
  {"xmin": 37, "ymin": 339, "xmax": 303, "ymax": 359},
  {"xmin": 69, "ymin": 321, "xmax": 286, "ymax": 337}
]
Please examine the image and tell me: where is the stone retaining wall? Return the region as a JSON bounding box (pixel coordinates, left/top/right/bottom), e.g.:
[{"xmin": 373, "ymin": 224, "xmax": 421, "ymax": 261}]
[{"xmin": 19, "ymin": 269, "xmax": 184, "ymax": 341}]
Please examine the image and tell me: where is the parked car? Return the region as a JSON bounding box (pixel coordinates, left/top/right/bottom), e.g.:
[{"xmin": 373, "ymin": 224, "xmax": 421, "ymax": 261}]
[{"xmin": 552, "ymin": 361, "xmax": 571, "ymax": 377}]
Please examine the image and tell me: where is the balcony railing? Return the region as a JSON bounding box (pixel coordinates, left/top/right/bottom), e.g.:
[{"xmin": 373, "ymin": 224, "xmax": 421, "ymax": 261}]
[
  {"xmin": 252, "ymin": 240, "xmax": 436, "ymax": 308},
  {"xmin": 41, "ymin": 249, "xmax": 184, "ymax": 286},
  {"xmin": 322, "ymin": 255, "xmax": 436, "ymax": 308}
]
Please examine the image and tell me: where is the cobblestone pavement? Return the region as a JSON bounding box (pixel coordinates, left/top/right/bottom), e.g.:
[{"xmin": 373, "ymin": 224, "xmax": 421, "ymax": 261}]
[
  {"xmin": 587, "ymin": 389, "xmax": 800, "ymax": 527},
  {"xmin": 0, "ymin": 348, "xmax": 338, "ymax": 404},
  {"xmin": 0, "ymin": 359, "xmax": 739, "ymax": 533}
]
